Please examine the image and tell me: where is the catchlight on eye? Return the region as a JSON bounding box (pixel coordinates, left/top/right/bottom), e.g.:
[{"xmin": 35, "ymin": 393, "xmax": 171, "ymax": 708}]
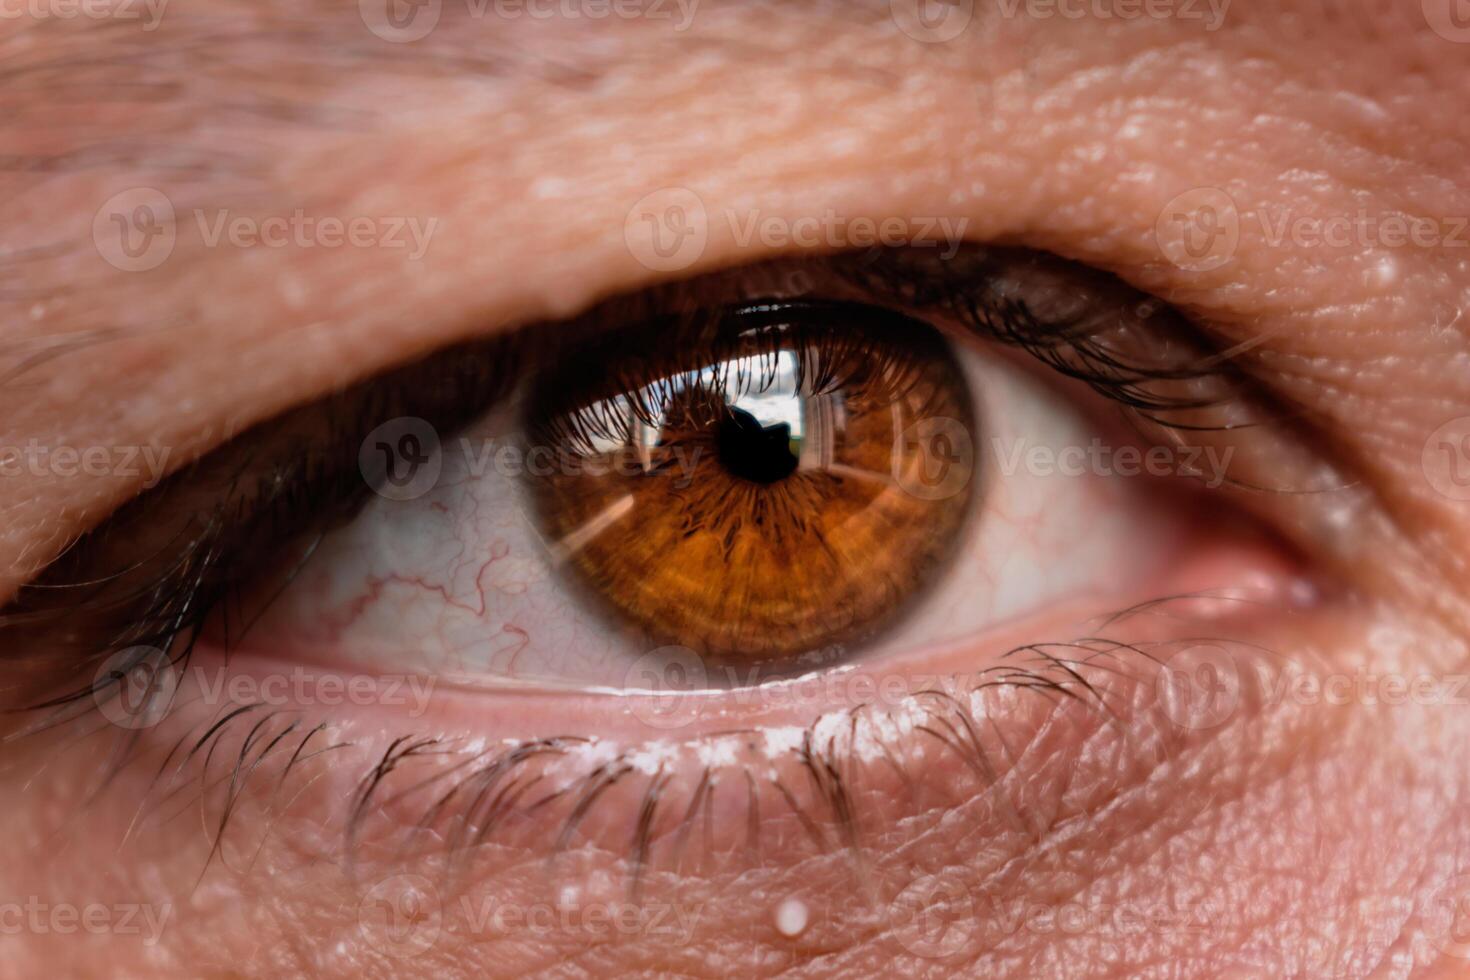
[{"xmin": 521, "ymin": 301, "xmax": 979, "ymax": 670}]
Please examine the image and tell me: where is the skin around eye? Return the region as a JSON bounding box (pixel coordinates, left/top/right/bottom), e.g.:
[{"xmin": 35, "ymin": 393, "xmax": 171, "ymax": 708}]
[{"xmin": 4, "ymin": 6, "xmax": 1470, "ymax": 979}]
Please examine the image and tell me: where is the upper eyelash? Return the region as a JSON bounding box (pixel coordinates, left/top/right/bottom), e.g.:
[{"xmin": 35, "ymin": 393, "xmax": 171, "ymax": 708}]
[
  {"xmin": 0, "ymin": 246, "xmax": 1255, "ymax": 746},
  {"xmin": 532, "ymin": 299, "xmax": 947, "ymax": 459},
  {"xmin": 834, "ymin": 246, "xmax": 1251, "ymax": 425},
  {"xmin": 845, "ymin": 248, "xmax": 1365, "ymax": 502}
]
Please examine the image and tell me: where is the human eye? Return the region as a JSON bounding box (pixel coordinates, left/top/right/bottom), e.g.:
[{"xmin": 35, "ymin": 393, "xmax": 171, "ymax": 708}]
[
  {"xmin": 115, "ymin": 249, "xmax": 1269, "ymax": 699},
  {"xmin": 4, "ymin": 5, "xmax": 1469, "ymax": 979}
]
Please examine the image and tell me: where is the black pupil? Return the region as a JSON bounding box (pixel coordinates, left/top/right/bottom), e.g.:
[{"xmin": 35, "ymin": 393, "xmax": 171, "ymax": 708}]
[{"xmin": 718, "ymin": 406, "xmax": 799, "ymax": 484}]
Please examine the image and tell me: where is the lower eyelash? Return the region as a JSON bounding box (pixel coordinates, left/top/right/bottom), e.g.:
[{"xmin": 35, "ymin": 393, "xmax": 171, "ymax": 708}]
[
  {"xmin": 54, "ymin": 633, "xmax": 1151, "ymax": 890},
  {"xmin": 33, "ymin": 609, "xmax": 1288, "ymax": 913}
]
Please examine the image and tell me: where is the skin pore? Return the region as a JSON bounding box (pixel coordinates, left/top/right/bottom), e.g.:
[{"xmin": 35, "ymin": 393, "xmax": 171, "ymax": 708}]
[{"xmin": 3, "ymin": 1, "xmax": 1470, "ymax": 976}]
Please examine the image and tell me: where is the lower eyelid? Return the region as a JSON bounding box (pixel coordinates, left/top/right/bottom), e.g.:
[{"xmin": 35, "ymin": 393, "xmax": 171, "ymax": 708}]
[{"xmin": 54, "ymin": 591, "xmax": 1350, "ymax": 929}]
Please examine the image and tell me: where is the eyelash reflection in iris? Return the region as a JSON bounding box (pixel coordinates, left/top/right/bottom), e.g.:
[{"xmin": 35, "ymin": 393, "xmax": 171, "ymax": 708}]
[{"xmin": 523, "ymin": 302, "xmax": 976, "ymax": 669}]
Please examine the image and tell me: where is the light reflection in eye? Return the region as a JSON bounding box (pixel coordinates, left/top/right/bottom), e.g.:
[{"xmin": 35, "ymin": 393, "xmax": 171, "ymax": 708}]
[{"xmin": 588, "ymin": 349, "xmax": 810, "ymax": 472}]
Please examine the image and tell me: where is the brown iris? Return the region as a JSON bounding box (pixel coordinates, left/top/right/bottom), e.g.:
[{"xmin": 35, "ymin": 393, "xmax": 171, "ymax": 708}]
[{"xmin": 523, "ymin": 301, "xmax": 977, "ymax": 669}]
